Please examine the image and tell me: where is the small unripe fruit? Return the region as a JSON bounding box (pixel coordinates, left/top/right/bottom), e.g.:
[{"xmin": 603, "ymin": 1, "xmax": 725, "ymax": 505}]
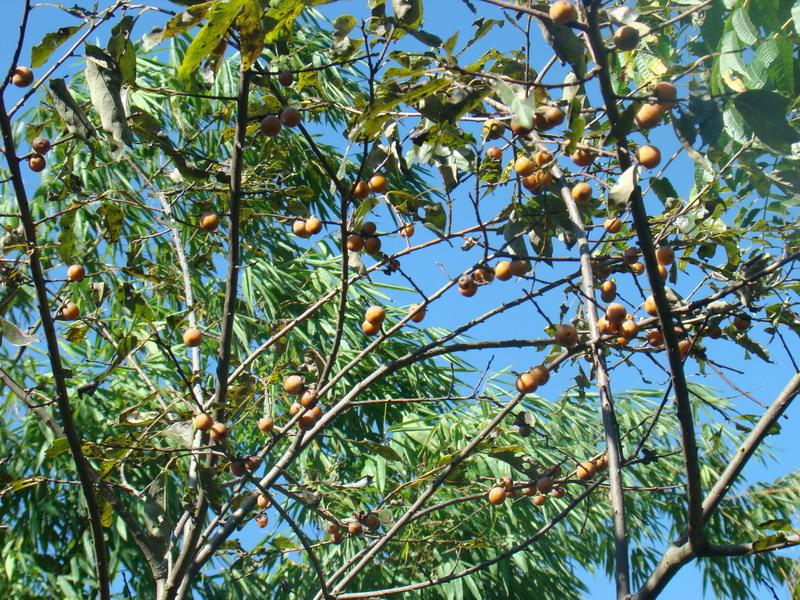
[
  {"xmin": 284, "ymin": 375, "xmax": 305, "ymax": 396},
  {"xmin": 604, "ymin": 217, "xmax": 622, "ymax": 233},
  {"xmin": 482, "ymin": 119, "xmax": 505, "ymax": 140},
  {"xmin": 635, "ymin": 104, "xmax": 661, "ymax": 129},
  {"xmin": 576, "ymin": 460, "xmax": 596, "ymax": 480},
  {"xmin": 193, "ymin": 413, "xmax": 213, "ymax": 431},
  {"xmin": 472, "ymin": 266, "xmax": 494, "ymax": 284},
  {"xmin": 509, "ymin": 259, "xmax": 530, "ymax": 277},
  {"xmin": 485, "ymin": 146, "xmax": 503, "ymax": 161},
  {"xmin": 210, "ymin": 422, "xmax": 228, "ymax": 442},
  {"xmin": 28, "ymin": 154, "xmax": 46, "ymax": 172},
  {"xmin": 502, "ymin": 476, "xmax": 514, "ymax": 491},
  {"xmin": 408, "ymin": 304, "xmax": 425, "ymax": 323},
  {"xmin": 536, "ymin": 476, "xmax": 554, "ymax": 494},
  {"xmin": 655, "ymin": 245, "xmax": 674, "ymax": 266},
  {"xmin": 260, "ymin": 115, "xmax": 281, "ymax": 137},
  {"xmin": 549, "ymin": 0, "xmax": 576, "ymax": 24},
  {"xmin": 600, "ymin": 280, "xmax": 616, "ymax": 296},
  {"xmin": 658, "ymin": 264, "xmax": 669, "ymax": 280},
  {"xmin": 644, "ymin": 295, "xmax": 658, "ymax": 316},
  {"xmin": 353, "ymin": 181, "xmax": 369, "ymax": 200},
  {"xmin": 292, "ymin": 219, "xmax": 310, "ymax": 238},
  {"xmin": 552, "ymin": 486, "xmax": 565, "ymax": 498},
  {"xmin": 647, "ymin": 329, "xmax": 664, "ymax": 347},
  {"xmin": 530, "ymin": 365, "xmax": 550, "ymax": 386},
  {"xmin": 596, "ymin": 455, "xmax": 608, "ymax": 470},
  {"xmin": 277, "ymin": 69, "xmax": 294, "ymax": 87},
  {"xmin": 653, "ymin": 81, "xmax": 677, "ymax": 111},
  {"xmin": 360, "ymin": 221, "xmax": 377, "ymax": 236},
  {"xmin": 300, "ymin": 389, "xmax": 318, "ymax": 409},
  {"xmin": 637, "ymin": 145, "xmax": 661, "ymax": 169},
  {"xmin": 199, "ymin": 211, "xmax": 220, "ymax": 232},
  {"xmin": 290, "ymin": 402, "xmax": 302, "ymax": 417},
  {"xmin": 459, "ymin": 285, "xmax": 477, "ymax": 297},
  {"xmin": 32, "ymin": 137, "xmax": 51, "ymax": 154},
  {"xmin": 606, "ymin": 303, "xmax": 627, "ymax": 322},
  {"xmin": 368, "ymin": 174, "xmax": 388, "ymax": 194},
  {"xmin": 245, "ymin": 455, "xmax": 261, "ymax": 471},
  {"xmin": 257, "ymin": 493, "xmax": 270, "ymax": 509},
  {"xmin": 510, "ymin": 120, "xmax": 532, "ymax": 137},
  {"xmin": 280, "ymin": 107, "xmax": 301, "ymax": 128},
  {"xmin": 258, "ymin": 417, "xmax": 274, "ymax": 434},
  {"xmin": 183, "ymin": 328, "xmax": 203, "ymax": 347},
  {"xmin": 229, "ymin": 461, "xmax": 245, "ymax": 477},
  {"xmin": 304, "ymin": 216, "xmax": 323, "ymax": 235},
  {"xmin": 495, "ymin": 260, "xmax": 513, "ymax": 281},
  {"xmin": 621, "ymin": 319, "xmax": 639, "ymax": 339},
  {"xmin": 399, "ymin": 223, "xmax": 414, "ymax": 238},
  {"xmin": 571, "ymin": 182, "xmax": 592, "ymax": 202},
  {"xmin": 67, "ymin": 264, "xmax": 85, "ymax": 282},
  {"xmin": 256, "ymin": 514, "xmax": 268, "ymax": 528},
  {"xmin": 514, "ymin": 156, "xmax": 536, "ymax": 177},
  {"xmin": 516, "ymin": 372, "xmax": 538, "ymax": 394},
  {"xmin": 571, "ymin": 148, "xmax": 595, "ymax": 167},
  {"xmin": 346, "ymin": 234, "xmax": 364, "ymax": 252},
  {"xmin": 678, "ymin": 338, "xmax": 692, "ymax": 358},
  {"xmin": 613, "ymin": 26, "xmax": 640, "ymax": 51},
  {"xmin": 11, "ymin": 66, "xmax": 33, "ymax": 87},
  {"xmin": 707, "ymin": 324, "xmax": 722, "ymax": 339},
  {"xmin": 534, "ymin": 150, "xmax": 553, "ymax": 166},
  {"xmin": 522, "ymin": 486, "xmax": 536, "ymax": 497},
  {"xmin": 362, "ymin": 320, "xmax": 380, "ymax": 335},
  {"xmin": 364, "ymin": 236, "xmax": 381, "ymax": 255},
  {"xmin": 488, "ymin": 486, "xmax": 507, "ymax": 505},
  {"xmin": 631, "ymin": 261, "xmax": 645, "ymax": 275},
  {"xmin": 458, "ymin": 274, "xmax": 475, "ymax": 290},
  {"xmin": 299, "ymin": 405, "xmax": 322, "ymax": 430},
  {"xmin": 733, "ymin": 314, "xmax": 751, "ymax": 331},
  {"xmin": 532, "ymin": 494, "xmax": 547, "ymax": 506},
  {"xmin": 362, "ymin": 513, "xmax": 380, "ymax": 530},
  {"xmin": 365, "ymin": 305, "xmax": 385, "ymax": 325},
  {"xmin": 554, "ymin": 324, "xmax": 578, "ymax": 347},
  {"xmin": 543, "ymin": 106, "xmax": 564, "ymax": 127},
  {"xmin": 348, "ymin": 521, "xmax": 363, "ymax": 535}
]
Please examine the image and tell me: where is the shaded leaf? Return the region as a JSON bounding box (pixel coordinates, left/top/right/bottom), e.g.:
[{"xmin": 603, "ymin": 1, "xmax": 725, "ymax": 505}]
[
  {"xmin": 732, "ymin": 90, "xmax": 800, "ymax": 153},
  {"xmin": 85, "ymin": 45, "xmax": 133, "ymax": 146},
  {"xmin": 0, "ymin": 316, "xmax": 38, "ymax": 346},
  {"xmin": 48, "ymin": 78, "xmax": 94, "ymax": 140},
  {"xmin": 31, "ymin": 26, "xmax": 81, "ymax": 68}
]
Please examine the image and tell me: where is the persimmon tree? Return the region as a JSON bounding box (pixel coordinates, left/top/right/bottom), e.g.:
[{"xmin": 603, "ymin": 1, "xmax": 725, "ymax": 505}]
[{"xmin": 1, "ymin": 0, "xmax": 799, "ymax": 598}]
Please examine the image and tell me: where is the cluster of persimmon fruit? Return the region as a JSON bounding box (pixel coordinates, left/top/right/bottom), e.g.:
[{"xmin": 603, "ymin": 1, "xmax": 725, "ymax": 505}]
[
  {"xmin": 487, "ymin": 453, "xmax": 610, "ymax": 507},
  {"xmin": 324, "ymin": 510, "xmax": 381, "ymax": 543}
]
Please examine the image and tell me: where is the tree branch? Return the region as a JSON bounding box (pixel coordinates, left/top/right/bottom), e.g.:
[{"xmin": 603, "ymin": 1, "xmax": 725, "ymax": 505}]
[
  {"xmin": 582, "ymin": 0, "xmax": 705, "ymax": 551},
  {"xmin": 0, "ymin": 93, "xmax": 110, "ymax": 599}
]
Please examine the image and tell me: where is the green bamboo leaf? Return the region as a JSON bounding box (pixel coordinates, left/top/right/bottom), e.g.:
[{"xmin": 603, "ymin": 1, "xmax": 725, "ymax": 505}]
[
  {"xmin": 143, "ymin": 1, "xmax": 214, "ymax": 50},
  {"xmin": 31, "ymin": 26, "xmax": 81, "ymax": 68},
  {"xmin": 392, "ymin": 0, "xmax": 423, "ymax": 28},
  {"xmin": 732, "ymin": 6, "xmax": 758, "ymax": 45}
]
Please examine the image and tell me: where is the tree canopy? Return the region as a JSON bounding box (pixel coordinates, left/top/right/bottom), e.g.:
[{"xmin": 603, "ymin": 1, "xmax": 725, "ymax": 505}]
[{"xmin": 1, "ymin": 0, "xmax": 799, "ymax": 599}]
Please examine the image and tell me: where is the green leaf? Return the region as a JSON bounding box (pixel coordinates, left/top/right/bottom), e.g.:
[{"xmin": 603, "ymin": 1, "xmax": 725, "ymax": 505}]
[
  {"xmin": 650, "ymin": 177, "xmax": 678, "ymax": 205},
  {"xmin": 792, "ymin": 0, "xmax": 800, "ymax": 34},
  {"xmin": 46, "ymin": 437, "xmax": 70, "ymax": 458},
  {"xmin": 732, "ymin": 90, "xmax": 800, "ymax": 153},
  {"xmin": 237, "ymin": 0, "xmax": 263, "ymax": 71},
  {"xmin": 752, "ymin": 533, "xmax": 786, "ymax": 551},
  {"xmin": 731, "ymin": 6, "xmax": 758, "ymax": 45},
  {"xmin": 757, "ymin": 518, "xmax": 793, "ymax": 531},
  {"xmin": 97, "ymin": 204, "xmax": 125, "ymax": 244},
  {"xmin": 178, "ymin": 0, "xmax": 243, "ymax": 83},
  {"xmin": 0, "ymin": 316, "xmax": 38, "ymax": 346},
  {"xmin": 359, "ymin": 440, "xmax": 402, "ymax": 462},
  {"xmin": 143, "ymin": 2, "xmax": 214, "ymax": 50},
  {"xmin": 108, "ymin": 16, "xmax": 136, "ymax": 85},
  {"xmin": 333, "ymin": 14, "xmax": 357, "ymax": 38},
  {"xmin": 84, "ymin": 45, "xmax": 133, "ymax": 146},
  {"xmin": 494, "ymin": 80, "xmax": 535, "ymax": 129},
  {"xmin": 539, "ymin": 20, "xmax": 586, "ymax": 78},
  {"xmin": 392, "ymin": 0, "xmax": 423, "ymax": 28},
  {"xmin": 31, "ymin": 26, "xmax": 81, "ymax": 68},
  {"xmin": 48, "ymin": 78, "xmax": 94, "ymax": 140}
]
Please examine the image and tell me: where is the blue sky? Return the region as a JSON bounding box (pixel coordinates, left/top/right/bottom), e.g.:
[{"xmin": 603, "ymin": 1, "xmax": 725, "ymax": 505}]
[{"xmin": 1, "ymin": 0, "xmax": 797, "ymax": 598}]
